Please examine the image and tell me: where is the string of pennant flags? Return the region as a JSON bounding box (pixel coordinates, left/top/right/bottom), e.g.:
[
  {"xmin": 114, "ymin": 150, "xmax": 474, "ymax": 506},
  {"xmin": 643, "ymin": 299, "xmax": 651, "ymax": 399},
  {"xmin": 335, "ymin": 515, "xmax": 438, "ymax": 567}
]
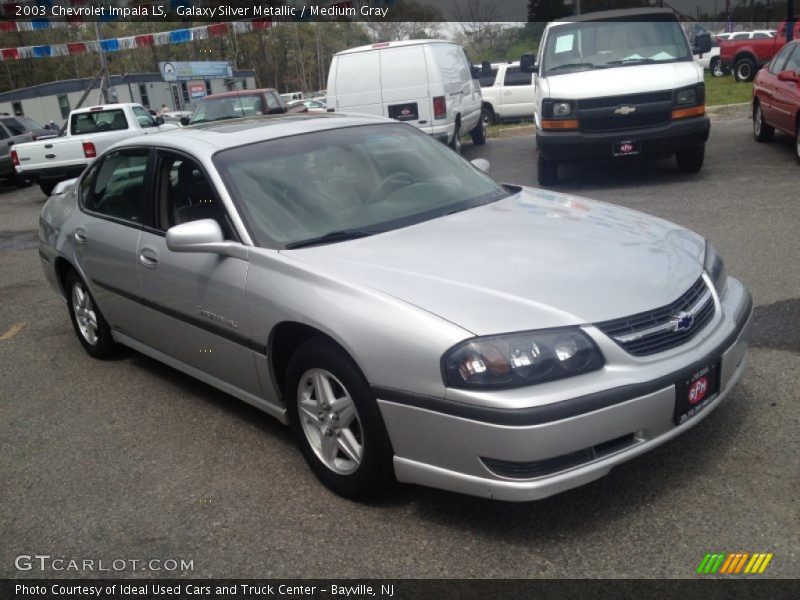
[{"xmin": 0, "ymin": 0, "xmax": 365, "ymax": 60}]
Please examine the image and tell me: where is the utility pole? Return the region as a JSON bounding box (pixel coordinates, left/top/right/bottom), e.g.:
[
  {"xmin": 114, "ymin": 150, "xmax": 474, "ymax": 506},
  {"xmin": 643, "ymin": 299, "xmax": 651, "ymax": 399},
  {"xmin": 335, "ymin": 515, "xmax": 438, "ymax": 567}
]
[
  {"xmin": 94, "ymin": 21, "xmax": 110, "ymax": 104},
  {"xmin": 788, "ymin": 0, "xmax": 795, "ymax": 42}
]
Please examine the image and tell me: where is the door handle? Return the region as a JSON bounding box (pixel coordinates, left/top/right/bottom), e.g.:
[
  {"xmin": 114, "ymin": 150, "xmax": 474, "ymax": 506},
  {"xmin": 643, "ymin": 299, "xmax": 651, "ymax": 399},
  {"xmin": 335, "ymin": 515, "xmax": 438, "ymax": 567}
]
[
  {"xmin": 74, "ymin": 228, "xmax": 87, "ymax": 244},
  {"xmin": 138, "ymin": 248, "xmax": 159, "ymax": 268}
]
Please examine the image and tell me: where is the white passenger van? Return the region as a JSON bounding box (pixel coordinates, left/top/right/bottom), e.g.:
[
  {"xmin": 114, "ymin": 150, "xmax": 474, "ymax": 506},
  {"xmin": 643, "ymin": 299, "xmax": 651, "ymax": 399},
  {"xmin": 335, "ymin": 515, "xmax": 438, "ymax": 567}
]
[
  {"xmin": 326, "ymin": 40, "xmax": 487, "ymax": 152},
  {"xmin": 522, "ymin": 8, "xmax": 713, "ymax": 184}
]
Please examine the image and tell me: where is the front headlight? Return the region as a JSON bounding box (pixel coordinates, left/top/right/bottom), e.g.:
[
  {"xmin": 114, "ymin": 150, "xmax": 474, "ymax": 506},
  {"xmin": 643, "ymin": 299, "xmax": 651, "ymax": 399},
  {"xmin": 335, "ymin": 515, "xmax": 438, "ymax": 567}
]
[
  {"xmin": 442, "ymin": 329, "xmax": 604, "ymax": 390},
  {"xmin": 676, "ymin": 88, "xmax": 697, "ymax": 105},
  {"xmin": 704, "ymin": 241, "xmax": 728, "ymax": 295},
  {"xmin": 552, "ymin": 102, "xmax": 572, "ymax": 117}
]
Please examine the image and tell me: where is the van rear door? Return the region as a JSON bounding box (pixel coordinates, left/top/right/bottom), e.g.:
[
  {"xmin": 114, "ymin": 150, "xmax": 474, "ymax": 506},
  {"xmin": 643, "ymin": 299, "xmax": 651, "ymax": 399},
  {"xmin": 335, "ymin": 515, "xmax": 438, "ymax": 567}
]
[
  {"xmin": 331, "ymin": 51, "xmax": 382, "ymax": 115},
  {"xmin": 379, "ymin": 45, "xmax": 432, "ymax": 132}
]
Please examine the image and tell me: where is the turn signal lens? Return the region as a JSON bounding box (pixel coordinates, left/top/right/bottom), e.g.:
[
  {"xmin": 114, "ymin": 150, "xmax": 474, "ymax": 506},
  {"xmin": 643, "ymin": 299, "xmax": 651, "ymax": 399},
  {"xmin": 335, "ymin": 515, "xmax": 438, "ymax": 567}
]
[
  {"xmin": 671, "ymin": 105, "xmax": 705, "ymax": 120},
  {"xmin": 541, "ymin": 119, "xmax": 579, "ymax": 130}
]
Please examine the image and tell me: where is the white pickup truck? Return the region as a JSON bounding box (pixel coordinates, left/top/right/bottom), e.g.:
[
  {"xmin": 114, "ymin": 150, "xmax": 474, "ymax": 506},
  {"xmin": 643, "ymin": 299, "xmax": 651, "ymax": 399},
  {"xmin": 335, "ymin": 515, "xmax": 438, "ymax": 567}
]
[
  {"xmin": 12, "ymin": 103, "xmax": 177, "ymax": 196},
  {"xmin": 477, "ymin": 61, "xmax": 536, "ymax": 124}
]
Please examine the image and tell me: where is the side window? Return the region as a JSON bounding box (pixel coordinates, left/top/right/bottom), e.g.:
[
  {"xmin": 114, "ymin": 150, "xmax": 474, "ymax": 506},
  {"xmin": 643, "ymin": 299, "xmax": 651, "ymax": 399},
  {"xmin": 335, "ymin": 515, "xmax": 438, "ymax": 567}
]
[
  {"xmin": 265, "ymin": 92, "xmax": 280, "ymax": 110},
  {"xmin": 156, "ymin": 152, "xmax": 235, "ymax": 240},
  {"xmin": 133, "ymin": 106, "xmax": 157, "ymax": 128},
  {"xmin": 752, "ymin": 33, "xmax": 769, "ymax": 40},
  {"xmin": 0, "ymin": 126, "xmax": 9, "ymax": 141},
  {"xmin": 0, "ymin": 118, "xmax": 26, "ymax": 135},
  {"xmin": 503, "ymin": 66, "xmax": 533, "ymax": 87},
  {"xmin": 732, "ymin": 33, "xmax": 749, "ymax": 41},
  {"xmin": 784, "ymin": 46, "xmax": 800, "ymax": 72},
  {"xmin": 83, "ymin": 149, "xmax": 152, "ymax": 226},
  {"xmin": 478, "ymin": 68, "xmax": 498, "ymax": 87},
  {"xmin": 770, "ymin": 44, "xmax": 795, "ymax": 74},
  {"xmin": 71, "ymin": 109, "xmax": 128, "ymax": 135}
]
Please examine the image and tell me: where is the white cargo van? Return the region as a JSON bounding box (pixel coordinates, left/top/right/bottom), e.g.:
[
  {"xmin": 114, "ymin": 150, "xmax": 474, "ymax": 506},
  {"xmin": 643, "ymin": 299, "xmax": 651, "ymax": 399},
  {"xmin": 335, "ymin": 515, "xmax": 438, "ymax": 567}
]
[
  {"xmin": 522, "ymin": 8, "xmax": 713, "ymax": 185},
  {"xmin": 326, "ymin": 40, "xmax": 486, "ymax": 152}
]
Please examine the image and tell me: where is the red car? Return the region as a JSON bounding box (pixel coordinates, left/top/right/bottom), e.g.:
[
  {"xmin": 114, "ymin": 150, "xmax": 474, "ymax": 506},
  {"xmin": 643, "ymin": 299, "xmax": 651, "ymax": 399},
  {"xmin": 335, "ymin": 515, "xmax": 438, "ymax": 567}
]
[{"xmin": 752, "ymin": 40, "xmax": 800, "ymax": 162}]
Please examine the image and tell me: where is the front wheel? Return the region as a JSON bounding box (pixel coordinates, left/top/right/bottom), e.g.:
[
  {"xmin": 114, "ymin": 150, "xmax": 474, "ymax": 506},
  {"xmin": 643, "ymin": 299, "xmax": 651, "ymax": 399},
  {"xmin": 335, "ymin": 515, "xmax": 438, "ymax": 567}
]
[
  {"xmin": 676, "ymin": 145, "xmax": 705, "ymax": 173},
  {"xmin": 65, "ymin": 270, "xmax": 117, "ymax": 358},
  {"xmin": 471, "ymin": 114, "xmax": 487, "ymax": 146},
  {"xmin": 285, "ymin": 338, "xmax": 394, "ymax": 500},
  {"xmin": 753, "ymin": 103, "xmax": 775, "ymax": 142},
  {"xmin": 734, "ymin": 57, "xmax": 755, "ymax": 82},
  {"xmin": 711, "ymin": 57, "xmax": 724, "ymax": 77},
  {"xmin": 537, "ymin": 154, "xmax": 558, "ymax": 185}
]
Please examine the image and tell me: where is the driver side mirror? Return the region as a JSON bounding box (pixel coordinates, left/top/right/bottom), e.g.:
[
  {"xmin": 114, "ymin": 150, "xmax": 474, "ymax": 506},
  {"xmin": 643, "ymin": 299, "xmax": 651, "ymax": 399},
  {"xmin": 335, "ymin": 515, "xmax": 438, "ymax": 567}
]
[
  {"xmin": 470, "ymin": 158, "xmax": 491, "ymax": 174},
  {"xmin": 166, "ymin": 219, "xmax": 247, "ymax": 260},
  {"xmin": 155, "ymin": 115, "xmax": 165, "ymax": 125},
  {"xmin": 520, "ymin": 53, "xmax": 538, "ymax": 74},
  {"xmin": 693, "ymin": 32, "xmax": 712, "ymax": 55}
]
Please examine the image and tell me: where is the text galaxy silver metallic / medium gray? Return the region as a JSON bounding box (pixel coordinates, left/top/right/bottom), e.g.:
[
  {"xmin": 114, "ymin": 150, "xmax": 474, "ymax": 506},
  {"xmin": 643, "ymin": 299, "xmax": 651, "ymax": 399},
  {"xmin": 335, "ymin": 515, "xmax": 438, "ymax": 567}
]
[{"xmin": 39, "ymin": 114, "xmax": 752, "ymax": 501}]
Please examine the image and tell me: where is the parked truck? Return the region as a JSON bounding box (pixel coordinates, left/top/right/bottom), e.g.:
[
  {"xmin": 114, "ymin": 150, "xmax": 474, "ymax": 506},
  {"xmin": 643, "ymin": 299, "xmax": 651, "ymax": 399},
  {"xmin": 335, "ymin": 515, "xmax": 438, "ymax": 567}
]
[
  {"xmin": 721, "ymin": 21, "xmax": 800, "ymax": 82},
  {"xmin": 12, "ymin": 103, "xmax": 177, "ymax": 196}
]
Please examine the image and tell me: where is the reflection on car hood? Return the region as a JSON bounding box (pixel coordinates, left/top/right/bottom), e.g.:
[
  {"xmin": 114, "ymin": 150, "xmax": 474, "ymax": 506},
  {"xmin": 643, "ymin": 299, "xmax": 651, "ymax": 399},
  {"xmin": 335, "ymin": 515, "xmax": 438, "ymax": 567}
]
[
  {"xmin": 283, "ymin": 187, "xmax": 706, "ymax": 335},
  {"xmin": 543, "ymin": 62, "xmax": 702, "ymax": 99}
]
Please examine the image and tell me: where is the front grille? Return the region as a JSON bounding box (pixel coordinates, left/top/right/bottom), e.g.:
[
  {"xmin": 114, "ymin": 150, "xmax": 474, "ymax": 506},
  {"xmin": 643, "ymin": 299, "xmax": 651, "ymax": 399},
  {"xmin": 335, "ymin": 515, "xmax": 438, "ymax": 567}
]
[
  {"xmin": 596, "ymin": 277, "xmax": 716, "ymax": 356},
  {"xmin": 577, "ymin": 91, "xmax": 673, "ymax": 109},
  {"xmin": 580, "ymin": 111, "xmax": 671, "ymax": 132},
  {"xmin": 481, "ymin": 433, "xmax": 637, "ymax": 480}
]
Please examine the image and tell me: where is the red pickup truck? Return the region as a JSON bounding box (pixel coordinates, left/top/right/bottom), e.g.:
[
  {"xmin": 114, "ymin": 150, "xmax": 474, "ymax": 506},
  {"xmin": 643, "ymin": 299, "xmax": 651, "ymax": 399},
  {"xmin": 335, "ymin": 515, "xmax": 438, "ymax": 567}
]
[{"xmin": 721, "ymin": 21, "xmax": 800, "ymax": 82}]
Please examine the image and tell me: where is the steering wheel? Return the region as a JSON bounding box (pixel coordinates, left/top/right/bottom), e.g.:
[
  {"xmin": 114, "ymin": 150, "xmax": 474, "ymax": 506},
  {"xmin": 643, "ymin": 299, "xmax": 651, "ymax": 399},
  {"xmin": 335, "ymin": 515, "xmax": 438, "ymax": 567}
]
[{"xmin": 367, "ymin": 172, "xmax": 414, "ymax": 204}]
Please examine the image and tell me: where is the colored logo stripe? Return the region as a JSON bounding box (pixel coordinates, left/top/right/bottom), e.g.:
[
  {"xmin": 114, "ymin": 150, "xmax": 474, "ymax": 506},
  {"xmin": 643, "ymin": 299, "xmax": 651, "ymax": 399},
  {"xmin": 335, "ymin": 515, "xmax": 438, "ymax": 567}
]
[{"xmin": 697, "ymin": 552, "xmax": 773, "ymax": 574}]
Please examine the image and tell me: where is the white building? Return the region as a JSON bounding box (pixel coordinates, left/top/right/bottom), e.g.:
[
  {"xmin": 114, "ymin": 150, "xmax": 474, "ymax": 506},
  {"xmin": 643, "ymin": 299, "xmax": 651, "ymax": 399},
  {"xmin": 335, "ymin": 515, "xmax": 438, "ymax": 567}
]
[{"xmin": 0, "ymin": 69, "xmax": 257, "ymax": 126}]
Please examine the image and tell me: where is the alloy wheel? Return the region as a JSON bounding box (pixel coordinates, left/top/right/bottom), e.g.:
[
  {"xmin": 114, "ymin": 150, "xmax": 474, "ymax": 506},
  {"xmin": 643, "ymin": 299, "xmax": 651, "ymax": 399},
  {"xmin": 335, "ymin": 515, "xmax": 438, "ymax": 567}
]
[
  {"xmin": 297, "ymin": 368, "xmax": 363, "ymax": 475},
  {"xmin": 71, "ymin": 282, "xmax": 99, "ymax": 345},
  {"xmin": 754, "ymin": 106, "xmax": 762, "ymax": 137}
]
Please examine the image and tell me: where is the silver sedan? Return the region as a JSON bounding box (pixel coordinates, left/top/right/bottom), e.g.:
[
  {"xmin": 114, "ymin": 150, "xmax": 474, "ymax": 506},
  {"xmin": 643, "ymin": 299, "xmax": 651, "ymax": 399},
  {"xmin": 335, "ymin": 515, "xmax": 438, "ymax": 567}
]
[{"xmin": 39, "ymin": 114, "xmax": 752, "ymax": 501}]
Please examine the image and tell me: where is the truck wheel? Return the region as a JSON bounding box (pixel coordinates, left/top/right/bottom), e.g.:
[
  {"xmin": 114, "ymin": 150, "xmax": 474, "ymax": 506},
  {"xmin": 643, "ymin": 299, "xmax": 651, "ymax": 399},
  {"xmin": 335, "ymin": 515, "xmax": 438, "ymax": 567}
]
[
  {"xmin": 449, "ymin": 121, "xmax": 462, "ymax": 154},
  {"xmin": 711, "ymin": 57, "xmax": 724, "ymax": 77},
  {"xmin": 471, "ymin": 114, "xmax": 487, "ymax": 146},
  {"xmin": 39, "ymin": 181, "xmax": 56, "ymax": 197},
  {"xmin": 734, "ymin": 57, "xmax": 755, "ymax": 82},
  {"xmin": 753, "ymin": 103, "xmax": 774, "ymax": 143},
  {"xmin": 675, "ymin": 145, "xmax": 705, "ymax": 173},
  {"xmin": 482, "ymin": 104, "xmax": 496, "ymax": 126},
  {"xmin": 537, "ymin": 155, "xmax": 558, "ymax": 185}
]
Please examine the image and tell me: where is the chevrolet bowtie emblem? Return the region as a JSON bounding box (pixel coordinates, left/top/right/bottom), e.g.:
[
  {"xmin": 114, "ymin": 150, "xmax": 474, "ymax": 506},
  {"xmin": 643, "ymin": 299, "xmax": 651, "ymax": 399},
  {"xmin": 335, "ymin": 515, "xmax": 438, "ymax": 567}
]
[{"xmin": 614, "ymin": 105, "xmax": 637, "ymax": 115}]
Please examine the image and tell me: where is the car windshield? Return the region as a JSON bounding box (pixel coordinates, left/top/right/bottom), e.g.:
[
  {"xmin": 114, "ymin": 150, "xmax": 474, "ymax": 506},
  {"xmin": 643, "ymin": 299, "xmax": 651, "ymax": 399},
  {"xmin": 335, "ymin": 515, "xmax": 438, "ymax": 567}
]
[
  {"xmin": 190, "ymin": 95, "xmax": 265, "ymax": 123},
  {"xmin": 544, "ymin": 18, "xmax": 692, "ymax": 74},
  {"xmin": 213, "ymin": 123, "xmax": 510, "ymax": 248}
]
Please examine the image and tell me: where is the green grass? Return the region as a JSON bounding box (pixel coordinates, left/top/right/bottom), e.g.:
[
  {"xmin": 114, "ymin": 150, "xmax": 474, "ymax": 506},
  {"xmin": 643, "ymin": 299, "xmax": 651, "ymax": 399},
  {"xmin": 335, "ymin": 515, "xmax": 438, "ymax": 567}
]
[{"xmin": 704, "ymin": 72, "xmax": 753, "ymax": 106}]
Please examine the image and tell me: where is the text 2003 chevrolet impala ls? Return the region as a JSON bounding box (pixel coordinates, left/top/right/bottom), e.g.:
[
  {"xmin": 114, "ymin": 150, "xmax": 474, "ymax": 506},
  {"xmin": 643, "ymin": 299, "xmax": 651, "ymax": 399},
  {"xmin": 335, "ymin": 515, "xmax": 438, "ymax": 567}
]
[{"xmin": 39, "ymin": 115, "xmax": 752, "ymax": 501}]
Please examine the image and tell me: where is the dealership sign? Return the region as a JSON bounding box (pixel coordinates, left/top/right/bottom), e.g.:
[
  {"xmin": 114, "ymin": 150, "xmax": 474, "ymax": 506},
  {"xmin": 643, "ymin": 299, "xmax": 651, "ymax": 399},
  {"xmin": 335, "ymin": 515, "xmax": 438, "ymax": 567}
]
[
  {"xmin": 189, "ymin": 84, "xmax": 206, "ymax": 99},
  {"xmin": 159, "ymin": 61, "xmax": 232, "ymax": 81}
]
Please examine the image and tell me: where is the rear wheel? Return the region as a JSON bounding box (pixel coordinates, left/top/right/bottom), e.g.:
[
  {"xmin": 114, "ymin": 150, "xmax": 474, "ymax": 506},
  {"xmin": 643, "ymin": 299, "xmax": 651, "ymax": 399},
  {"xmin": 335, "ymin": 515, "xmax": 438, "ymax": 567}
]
[
  {"xmin": 449, "ymin": 121, "xmax": 462, "ymax": 154},
  {"xmin": 285, "ymin": 338, "xmax": 394, "ymax": 500},
  {"xmin": 753, "ymin": 102, "xmax": 774, "ymax": 142},
  {"xmin": 711, "ymin": 57, "xmax": 724, "ymax": 77},
  {"xmin": 676, "ymin": 145, "xmax": 705, "ymax": 173},
  {"xmin": 482, "ymin": 104, "xmax": 496, "ymax": 126},
  {"xmin": 471, "ymin": 113, "xmax": 487, "ymax": 146},
  {"xmin": 537, "ymin": 154, "xmax": 558, "ymax": 185},
  {"xmin": 65, "ymin": 270, "xmax": 117, "ymax": 359},
  {"xmin": 734, "ymin": 57, "xmax": 756, "ymax": 82},
  {"xmin": 39, "ymin": 181, "xmax": 56, "ymax": 197}
]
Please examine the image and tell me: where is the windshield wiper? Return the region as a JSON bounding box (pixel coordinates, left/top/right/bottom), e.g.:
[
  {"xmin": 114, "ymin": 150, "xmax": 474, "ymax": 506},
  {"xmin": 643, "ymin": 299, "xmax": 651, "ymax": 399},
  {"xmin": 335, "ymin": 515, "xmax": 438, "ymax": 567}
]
[
  {"xmin": 606, "ymin": 58, "xmax": 666, "ymax": 66},
  {"xmin": 548, "ymin": 62, "xmax": 603, "ymax": 72},
  {"xmin": 284, "ymin": 229, "xmax": 378, "ymax": 249}
]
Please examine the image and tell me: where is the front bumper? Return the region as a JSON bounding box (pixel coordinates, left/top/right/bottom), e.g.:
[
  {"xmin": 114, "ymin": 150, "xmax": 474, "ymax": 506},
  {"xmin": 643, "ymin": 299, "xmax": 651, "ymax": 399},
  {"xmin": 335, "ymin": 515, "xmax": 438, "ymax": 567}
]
[
  {"xmin": 376, "ymin": 277, "xmax": 752, "ymax": 501},
  {"xmin": 536, "ymin": 115, "xmax": 710, "ymax": 162}
]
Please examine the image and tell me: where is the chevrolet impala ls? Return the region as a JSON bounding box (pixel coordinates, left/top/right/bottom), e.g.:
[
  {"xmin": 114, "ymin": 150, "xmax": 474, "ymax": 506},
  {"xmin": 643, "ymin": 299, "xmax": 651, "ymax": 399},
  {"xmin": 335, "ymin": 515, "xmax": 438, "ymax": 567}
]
[{"xmin": 39, "ymin": 115, "xmax": 752, "ymax": 501}]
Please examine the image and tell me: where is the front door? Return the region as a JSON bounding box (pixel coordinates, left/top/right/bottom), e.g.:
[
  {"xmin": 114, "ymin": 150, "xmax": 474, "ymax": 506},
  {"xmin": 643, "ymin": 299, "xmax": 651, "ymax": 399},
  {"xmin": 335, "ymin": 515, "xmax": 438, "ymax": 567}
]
[{"xmin": 135, "ymin": 150, "xmax": 261, "ymax": 396}]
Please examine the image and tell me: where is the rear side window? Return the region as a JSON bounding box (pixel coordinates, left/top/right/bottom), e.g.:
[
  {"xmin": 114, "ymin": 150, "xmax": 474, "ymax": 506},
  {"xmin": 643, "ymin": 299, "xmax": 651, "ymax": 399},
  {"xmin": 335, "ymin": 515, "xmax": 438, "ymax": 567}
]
[
  {"xmin": 0, "ymin": 126, "xmax": 8, "ymax": 140},
  {"xmin": 0, "ymin": 118, "xmax": 26, "ymax": 135},
  {"xmin": 71, "ymin": 109, "xmax": 128, "ymax": 135},
  {"xmin": 752, "ymin": 33, "xmax": 770, "ymax": 39},
  {"xmin": 784, "ymin": 46, "xmax": 800, "ymax": 72},
  {"xmin": 769, "ymin": 44, "xmax": 796, "ymax": 73},
  {"xmin": 82, "ymin": 149, "xmax": 152, "ymax": 226},
  {"xmin": 478, "ymin": 68, "xmax": 498, "ymax": 87},
  {"xmin": 731, "ymin": 33, "xmax": 749, "ymax": 40},
  {"xmin": 266, "ymin": 92, "xmax": 281, "ymax": 109},
  {"xmin": 503, "ymin": 67, "xmax": 533, "ymax": 87}
]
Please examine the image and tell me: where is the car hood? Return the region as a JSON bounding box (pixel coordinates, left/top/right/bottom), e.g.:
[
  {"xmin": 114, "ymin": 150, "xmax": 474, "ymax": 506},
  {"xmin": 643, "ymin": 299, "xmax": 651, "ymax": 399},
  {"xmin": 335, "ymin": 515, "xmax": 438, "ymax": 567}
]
[
  {"xmin": 282, "ymin": 187, "xmax": 706, "ymax": 335},
  {"xmin": 542, "ymin": 61, "xmax": 703, "ymax": 99}
]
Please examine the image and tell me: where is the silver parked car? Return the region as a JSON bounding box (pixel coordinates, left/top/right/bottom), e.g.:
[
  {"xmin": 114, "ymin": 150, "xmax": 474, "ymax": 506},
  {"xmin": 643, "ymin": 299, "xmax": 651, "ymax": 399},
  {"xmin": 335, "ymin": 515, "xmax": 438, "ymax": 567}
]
[{"xmin": 39, "ymin": 115, "xmax": 752, "ymax": 501}]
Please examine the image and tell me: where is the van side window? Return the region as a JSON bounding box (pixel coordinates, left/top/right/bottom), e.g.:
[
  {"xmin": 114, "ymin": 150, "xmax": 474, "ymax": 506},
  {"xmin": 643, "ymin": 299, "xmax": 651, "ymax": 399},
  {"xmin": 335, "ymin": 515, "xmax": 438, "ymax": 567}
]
[{"xmin": 503, "ymin": 67, "xmax": 533, "ymax": 87}]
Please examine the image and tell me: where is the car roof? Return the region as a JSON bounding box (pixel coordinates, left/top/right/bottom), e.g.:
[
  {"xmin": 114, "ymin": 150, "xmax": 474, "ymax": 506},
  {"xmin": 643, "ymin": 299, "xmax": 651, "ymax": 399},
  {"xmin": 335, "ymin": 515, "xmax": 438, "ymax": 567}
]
[
  {"xmin": 334, "ymin": 39, "xmax": 458, "ymax": 56},
  {"xmin": 202, "ymin": 89, "xmax": 277, "ymax": 100},
  {"xmin": 110, "ymin": 113, "xmax": 392, "ymax": 156},
  {"xmin": 552, "ymin": 7, "xmax": 677, "ymax": 24}
]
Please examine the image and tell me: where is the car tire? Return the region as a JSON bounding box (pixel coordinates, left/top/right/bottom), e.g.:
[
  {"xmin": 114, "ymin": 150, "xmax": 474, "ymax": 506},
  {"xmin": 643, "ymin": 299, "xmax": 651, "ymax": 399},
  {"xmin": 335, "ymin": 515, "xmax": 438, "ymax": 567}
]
[
  {"xmin": 471, "ymin": 113, "xmax": 487, "ymax": 146},
  {"xmin": 449, "ymin": 121, "xmax": 462, "ymax": 154},
  {"xmin": 753, "ymin": 102, "xmax": 775, "ymax": 143},
  {"xmin": 711, "ymin": 57, "xmax": 724, "ymax": 77},
  {"xmin": 39, "ymin": 181, "xmax": 56, "ymax": 197},
  {"xmin": 483, "ymin": 104, "xmax": 496, "ymax": 126},
  {"xmin": 675, "ymin": 145, "xmax": 705, "ymax": 173},
  {"xmin": 734, "ymin": 57, "xmax": 756, "ymax": 82},
  {"xmin": 285, "ymin": 337, "xmax": 394, "ymax": 500},
  {"xmin": 65, "ymin": 269, "xmax": 117, "ymax": 359},
  {"xmin": 537, "ymin": 154, "xmax": 558, "ymax": 185}
]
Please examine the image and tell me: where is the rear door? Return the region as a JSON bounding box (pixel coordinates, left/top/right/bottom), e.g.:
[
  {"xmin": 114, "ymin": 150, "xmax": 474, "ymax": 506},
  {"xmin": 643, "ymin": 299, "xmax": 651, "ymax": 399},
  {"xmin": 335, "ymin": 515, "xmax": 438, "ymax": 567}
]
[
  {"xmin": 761, "ymin": 44, "xmax": 797, "ymax": 130},
  {"xmin": 332, "ymin": 50, "xmax": 382, "ymax": 115},
  {"xmin": 773, "ymin": 45, "xmax": 800, "ymax": 133},
  {"xmin": 498, "ymin": 66, "xmax": 535, "ymax": 119},
  {"xmin": 134, "ymin": 150, "xmax": 261, "ymax": 395},
  {"xmin": 379, "ymin": 45, "xmax": 431, "ymax": 129}
]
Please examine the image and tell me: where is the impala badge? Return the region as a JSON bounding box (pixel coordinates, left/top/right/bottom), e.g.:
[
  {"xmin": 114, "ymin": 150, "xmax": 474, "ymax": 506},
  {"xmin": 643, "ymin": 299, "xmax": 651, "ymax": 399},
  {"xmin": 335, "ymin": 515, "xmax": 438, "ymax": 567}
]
[{"xmin": 614, "ymin": 105, "xmax": 637, "ymax": 115}]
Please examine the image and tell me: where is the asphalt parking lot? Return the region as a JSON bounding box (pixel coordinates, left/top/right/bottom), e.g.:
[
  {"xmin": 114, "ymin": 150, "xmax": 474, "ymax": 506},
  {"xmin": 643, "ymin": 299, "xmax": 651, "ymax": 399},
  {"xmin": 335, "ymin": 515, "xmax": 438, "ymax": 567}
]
[{"xmin": 1, "ymin": 114, "xmax": 798, "ymax": 579}]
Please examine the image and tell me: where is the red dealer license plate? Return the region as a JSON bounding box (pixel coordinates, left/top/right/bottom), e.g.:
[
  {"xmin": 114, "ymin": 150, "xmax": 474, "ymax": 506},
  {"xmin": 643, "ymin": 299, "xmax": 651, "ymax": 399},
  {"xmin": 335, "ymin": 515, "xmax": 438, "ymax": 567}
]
[
  {"xmin": 613, "ymin": 140, "xmax": 641, "ymax": 157},
  {"xmin": 674, "ymin": 362, "xmax": 720, "ymax": 425}
]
